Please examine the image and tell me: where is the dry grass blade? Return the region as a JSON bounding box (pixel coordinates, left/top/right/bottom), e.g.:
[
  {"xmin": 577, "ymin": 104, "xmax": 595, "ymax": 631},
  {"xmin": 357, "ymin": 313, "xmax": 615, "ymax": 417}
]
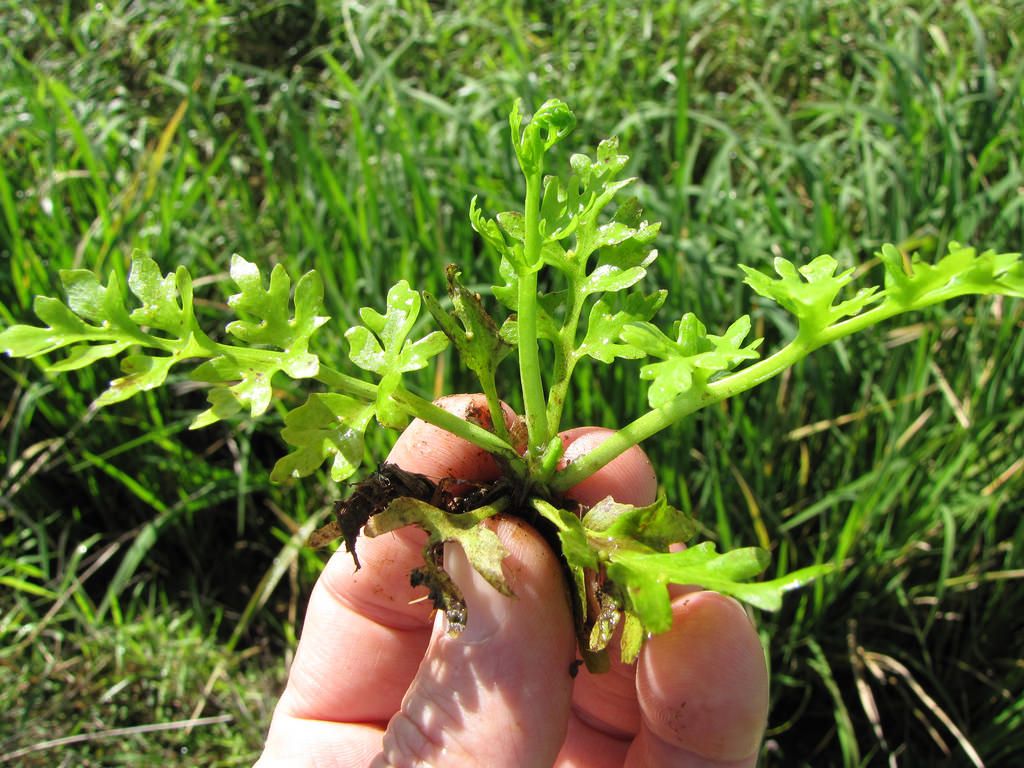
[
  {"xmin": 981, "ymin": 456, "xmax": 1024, "ymax": 497},
  {"xmin": 848, "ymin": 622, "xmax": 896, "ymax": 768},
  {"xmin": 785, "ymin": 387, "xmax": 938, "ymax": 441},
  {"xmin": 729, "ymin": 462, "xmax": 770, "ymax": 549},
  {"xmin": 895, "ymin": 407, "xmax": 934, "ymax": 452},
  {"xmin": 0, "ymin": 715, "xmax": 233, "ymax": 763},
  {"xmin": 12, "ymin": 539, "xmax": 122, "ymax": 655},
  {"xmin": 1, "ymin": 403, "xmax": 99, "ymax": 499},
  {"xmin": 942, "ymin": 569, "xmax": 1024, "ymax": 590},
  {"xmin": 863, "ymin": 651, "xmax": 986, "ymax": 768},
  {"xmin": 928, "ymin": 361, "xmax": 971, "ymax": 429}
]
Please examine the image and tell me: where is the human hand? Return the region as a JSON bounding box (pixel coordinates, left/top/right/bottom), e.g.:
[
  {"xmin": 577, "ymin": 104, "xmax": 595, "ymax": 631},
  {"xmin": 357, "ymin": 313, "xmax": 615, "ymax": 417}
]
[{"xmin": 257, "ymin": 395, "xmax": 768, "ymax": 767}]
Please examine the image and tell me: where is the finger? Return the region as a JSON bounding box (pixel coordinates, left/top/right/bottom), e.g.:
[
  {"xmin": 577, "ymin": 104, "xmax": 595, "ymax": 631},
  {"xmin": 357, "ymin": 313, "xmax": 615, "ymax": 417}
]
[
  {"xmin": 387, "ymin": 393, "xmax": 519, "ymax": 483},
  {"xmin": 556, "ymin": 428, "xmax": 769, "ymax": 766},
  {"xmin": 626, "ymin": 591, "xmax": 768, "ymax": 767},
  {"xmin": 268, "ymin": 395, "xmax": 514, "ymax": 728},
  {"xmin": 258, "ymin": 719, "xmax": 383, "ymax": 767},
  {"xmin": 374, "ymin": 516, "xmax": 577, "ymax": 768},
  {"xmin": 267, "ymin": 528, "xmax": 433, "ymax": 730}
]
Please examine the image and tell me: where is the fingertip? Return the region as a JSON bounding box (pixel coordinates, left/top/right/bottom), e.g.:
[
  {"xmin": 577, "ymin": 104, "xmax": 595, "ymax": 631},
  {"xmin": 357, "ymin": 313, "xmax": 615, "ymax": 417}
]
[
  {"xmin": 274, "ymin": 526, "xmax": 434, "ymax": 726},
  {"xmin": 387, "ymin": 393, "xmax": 520, "ymax": 482},
  {"xmin": 636, "ymin": 591, "xmax": 768, "ymax": 762},
  {"xmin": 558, "ymin": 427, "xmax": 658, "ymax": 508}
]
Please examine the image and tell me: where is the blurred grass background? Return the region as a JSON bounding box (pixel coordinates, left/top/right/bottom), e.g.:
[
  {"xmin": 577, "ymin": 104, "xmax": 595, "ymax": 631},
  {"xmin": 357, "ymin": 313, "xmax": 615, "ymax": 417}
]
[{"xmin": 0, "ymin": 0, "xmax": 1021, "ymax": 765}]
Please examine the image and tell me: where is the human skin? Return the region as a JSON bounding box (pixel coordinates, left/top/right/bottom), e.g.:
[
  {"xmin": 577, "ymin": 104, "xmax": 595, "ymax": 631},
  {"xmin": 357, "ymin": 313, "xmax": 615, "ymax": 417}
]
[{"xmin": 257, "ymin": 395, "xmax": 769, "ymax": 767}]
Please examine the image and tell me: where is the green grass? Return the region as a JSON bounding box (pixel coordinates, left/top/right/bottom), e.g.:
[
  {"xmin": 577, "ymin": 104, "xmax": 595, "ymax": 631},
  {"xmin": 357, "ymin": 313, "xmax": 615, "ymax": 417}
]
[{"xmin": 1, "ymin": 0, "xmax": 1021, "ymax": 764}]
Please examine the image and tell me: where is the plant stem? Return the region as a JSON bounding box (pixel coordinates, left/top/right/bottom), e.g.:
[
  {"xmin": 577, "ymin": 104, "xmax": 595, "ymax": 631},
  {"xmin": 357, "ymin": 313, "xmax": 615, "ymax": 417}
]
[
  {"xmin": 314, "ymin": 363, "xmax": 378, "ymax": 399},
  {"xmin": 397, "ymin": 392, "xmax": 526, "ymax": 471},
  {"xmin": 551, "ymin": 299, "xmax": 920, "ymax": 492},
  {"xmin": 479, "ymin": 371, "xmax": 512, "ymax": 444},
  {"xmin": 518, "ymin": 172, "xmax": 549, "ymax": 460},
  {"xmin": 316, "ymin": 363, "xmax": 525, "ymax": 473},
  {"xmin": 505, "ymin": 283, "xmax": 1009, "ymax": 487},
  {"xmin": 545, "ymin": 280, "xmax": 584, "ymax": 436},
  {"xmin": 552, "ymin": 294, "xmax": 950, "ymax": 493},
  {"xmin": 550, "ymin": 336, "xmax": 812, "ymax": 491}
]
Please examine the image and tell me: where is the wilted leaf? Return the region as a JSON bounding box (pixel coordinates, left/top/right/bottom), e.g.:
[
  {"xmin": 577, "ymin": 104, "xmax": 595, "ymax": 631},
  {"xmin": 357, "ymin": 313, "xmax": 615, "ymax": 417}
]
[{"xmin": 366, "ymin": 497, "xmax": 510, "ymax": 596}]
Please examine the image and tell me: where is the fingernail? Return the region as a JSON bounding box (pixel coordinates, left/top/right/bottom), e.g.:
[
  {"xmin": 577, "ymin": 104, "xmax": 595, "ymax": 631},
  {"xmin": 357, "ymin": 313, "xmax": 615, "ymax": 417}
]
[{"xmin": 440, "ymin": 537, "xmax": 510, "ymax": 643}]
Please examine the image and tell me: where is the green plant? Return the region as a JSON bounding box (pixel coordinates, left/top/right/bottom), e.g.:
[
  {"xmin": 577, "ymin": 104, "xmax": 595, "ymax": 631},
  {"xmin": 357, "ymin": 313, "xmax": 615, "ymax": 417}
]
[{"xmin": 2, "ymin": 100, "xmax": 1021, "ymax": 670}]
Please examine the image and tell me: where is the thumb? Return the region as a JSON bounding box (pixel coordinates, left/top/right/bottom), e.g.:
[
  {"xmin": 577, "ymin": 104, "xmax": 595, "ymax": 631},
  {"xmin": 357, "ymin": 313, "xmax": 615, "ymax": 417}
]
[{"xmin": 372, "ymin": 516, "xmax": 576, "ymax": 768}]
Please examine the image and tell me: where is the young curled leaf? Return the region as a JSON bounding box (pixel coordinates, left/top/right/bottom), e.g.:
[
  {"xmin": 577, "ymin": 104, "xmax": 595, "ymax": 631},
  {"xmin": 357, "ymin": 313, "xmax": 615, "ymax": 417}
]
[
  {"xmin": 469, "ymin": 196, "xmax": 510, "ymax": 259},
  {"xmin": 422, "ymin": 266, "xmax": 513, "ymax": 395},
  {"xmin": 512, "ymin": 98, "xmax": 576, "ymax": 174}
]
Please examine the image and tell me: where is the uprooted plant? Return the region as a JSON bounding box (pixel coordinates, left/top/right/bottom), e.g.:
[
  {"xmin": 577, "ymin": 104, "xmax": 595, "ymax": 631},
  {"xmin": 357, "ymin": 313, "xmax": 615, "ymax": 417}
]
[{"xmin": 2, "ymin": 99, "xmax": 1021, "ymax": 671}]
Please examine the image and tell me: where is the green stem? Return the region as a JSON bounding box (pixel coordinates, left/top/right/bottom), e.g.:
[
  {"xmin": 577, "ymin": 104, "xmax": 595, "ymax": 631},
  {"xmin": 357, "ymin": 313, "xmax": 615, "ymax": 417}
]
[
  {"xmin": 316, "ymin": 364, "xmax": 525, "ymax": 473},
  {"xmin": 518, "ymin": 172, "xmax": 549, "ymax": 460},
  {"xmin": 479, "ymin": 370, "xmax": 512, "ymax": 444},
  {"xmin": 545, "ymin": 351, "xmax": 574, "ymax": 438},
  {"xmin": 545, "ymin": 284, "xmax": 584, "ymax": 436},
  {"xmin": 551, "ymin": 338, "xmax": 810, "ymax": 491},
  {"xmin": 396, "ymin": 390, "xmax": 527, "ymax": 474},
  {"xmin": 314, "ymin": 363, "xmax": 378, "ymax": 400}
]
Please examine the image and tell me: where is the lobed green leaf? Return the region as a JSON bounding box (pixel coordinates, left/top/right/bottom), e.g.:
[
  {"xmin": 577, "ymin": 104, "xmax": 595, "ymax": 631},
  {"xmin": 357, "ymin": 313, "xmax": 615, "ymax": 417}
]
[
  {"xmin": 582, "ymin": 494, "xmax": 698, "ymax": 551},
  {"xmin": 607, "ymin": 543, "xmax": 771, "ymax": 633},
  {"xmin": 2, "ymin": 255, "xmax": 339, "ymax": 426},
  {"xmin": 879, "ymin": 241, "xmax": 1024, "ymax": 307},
  {"xmin": 270, "ymin": 393, "xmax": 375, "ymax": 482},
  {"xmin": 624, "ymin": 314, "xmax": 762, "ymax": 408},
  {"xmin": 577, "ymin": 290, "xmax": 667, "ymax": 364},
  {"xmin": 128, "ymin": 258, "xmax": 192, "ymax": 336},
  {"xmin": 94, "ymin": 352, "xmax": 181, "ymax": 407},
  {"xmin": 740, "ymin": 254, "xmax": 883, "ymax": 333},
  {"xmin": 345, "ymin": 280, "xmax": 449, "ymax": 428}
]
